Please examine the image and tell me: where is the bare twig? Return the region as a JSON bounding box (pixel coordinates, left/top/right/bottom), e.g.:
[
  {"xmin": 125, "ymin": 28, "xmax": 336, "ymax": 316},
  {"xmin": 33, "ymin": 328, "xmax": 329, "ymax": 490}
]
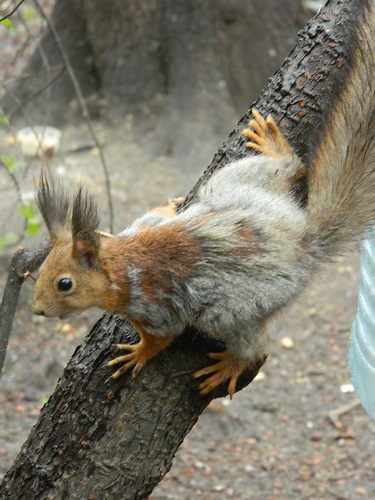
[
  {"xmin": 0, "ymin": 0, "xmax": 26, "ymax": 23},
  {"xmin": 1, "ymin": 67, "xmax": 66, "ymax": 127},
  {"xmin": 0, "ymin": 238, "xmax": 51, "ymax": 380},
  {"xmin": 17, "ymin": 5, "xmax": 53, "ymax": 126},
  {"xmin": 0, "ymin": 158, "xmax": 22, "ymax": 202},
  {"xmin": 2, "ymin": 7, "xmax": 33, "ymax": 77},
  {"xmin": 327, "ymin": 399, "xmax": 361, "ymax": 429},
  {"xmin": 32, "ymin": 0, "xmax": 114, "ymax": 233},
  {"xmin": 1, "ymin": 81, "xmax": 41, "ymax": 132},
  {"xmin": 0, "ymin": 158, "xmax": 28, "ymax": 246}
]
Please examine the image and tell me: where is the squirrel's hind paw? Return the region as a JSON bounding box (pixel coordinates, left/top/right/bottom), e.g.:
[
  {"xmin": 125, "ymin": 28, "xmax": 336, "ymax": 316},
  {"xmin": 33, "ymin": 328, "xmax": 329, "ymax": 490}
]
[
  {"xmin": 194, "ymin": 352, "xmax": 252, "ymax": 398},
  {"xmin": 242, "ymin": 108, "xmax": 293, "ymax": 159}
]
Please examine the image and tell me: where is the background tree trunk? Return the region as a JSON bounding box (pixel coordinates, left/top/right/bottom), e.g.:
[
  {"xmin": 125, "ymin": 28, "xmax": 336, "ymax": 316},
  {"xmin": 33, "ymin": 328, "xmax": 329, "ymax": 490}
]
[
  {"xmin": 0, "ymin": 0, "xmax": 371, "ymax": 498},
  {"xmin": 2, "ymin": 0, "xmax": 309, "ymax": 170}
]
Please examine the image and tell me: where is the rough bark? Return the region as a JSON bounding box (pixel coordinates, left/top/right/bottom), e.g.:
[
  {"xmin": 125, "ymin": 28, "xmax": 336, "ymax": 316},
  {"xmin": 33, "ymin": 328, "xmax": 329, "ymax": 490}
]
[
  {"xmin": 0, "ymin": 0, "xmax": 371, "ymax": 498},
  {"xmin": 185, "ymin": 0, "xmax": 362, "ymax": 203}
]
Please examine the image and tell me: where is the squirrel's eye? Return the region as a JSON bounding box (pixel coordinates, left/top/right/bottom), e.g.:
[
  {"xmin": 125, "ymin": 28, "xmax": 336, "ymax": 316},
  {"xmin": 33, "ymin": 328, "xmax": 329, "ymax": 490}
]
[{"xmin": 58, "ymin": 278, "xmax": 73, "ymax": 292}]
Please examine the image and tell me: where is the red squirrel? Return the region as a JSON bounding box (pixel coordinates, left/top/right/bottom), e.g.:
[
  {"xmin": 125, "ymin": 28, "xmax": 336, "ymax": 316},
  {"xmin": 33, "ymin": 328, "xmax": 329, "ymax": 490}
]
[{"xmin": 32, "ymin": 109, "xmax": 375, "ymax": 397}]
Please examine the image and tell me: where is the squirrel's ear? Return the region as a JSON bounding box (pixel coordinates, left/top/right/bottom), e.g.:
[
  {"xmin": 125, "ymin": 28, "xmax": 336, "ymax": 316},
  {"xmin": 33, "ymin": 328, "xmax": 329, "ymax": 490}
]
[
  {"xmin": 71, "ymin": 186, "xmax": 101, "ymax": 268},
  {"xmin": 73, "ymin": 235, "xmax": 100, "ymax": 268}
]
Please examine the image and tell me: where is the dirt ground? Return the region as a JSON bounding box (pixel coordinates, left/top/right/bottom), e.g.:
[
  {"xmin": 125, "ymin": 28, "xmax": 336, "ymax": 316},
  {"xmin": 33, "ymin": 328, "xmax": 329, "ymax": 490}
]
[{"xmin": 0, "ymin": 119, "xmax": 374, "ymax": 500}]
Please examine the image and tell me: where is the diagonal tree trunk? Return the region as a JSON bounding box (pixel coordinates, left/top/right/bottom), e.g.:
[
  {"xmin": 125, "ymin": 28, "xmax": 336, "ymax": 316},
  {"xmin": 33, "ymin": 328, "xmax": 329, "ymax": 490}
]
[{"xmin": 1, "ymin": 0, "xmax": 373, "ymax": 498}]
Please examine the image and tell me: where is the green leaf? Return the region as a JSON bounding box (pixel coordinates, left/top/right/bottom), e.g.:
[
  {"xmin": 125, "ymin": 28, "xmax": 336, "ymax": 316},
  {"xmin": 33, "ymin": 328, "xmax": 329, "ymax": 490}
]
[
  {"xmin": 0, "ymin": 233, "xmax": 17, "ymax": 250},
  {"xmin": 18, "ymin": 201, "xmax": 41, "ymax": 237},
  {"xmin": 2, "ymin": 154, "xmax": 25, "ymax": 173},
  {"xmin": 1, "ymin": 19, "xmax": 13, "ymax": 32},
  {"xmin": 18, "ymin": 202, "xmax": 32, "ymax": 219},
  {"xmin": 26, "ymin": 217, "xmax": 41, "ymax": 236},
  {"xmin": 41, "ymin": 395, "xmax": 49, "ymax": 405},
  {"xmin": 0, "ymin": 114, "xmax": 9, "ymax": 124}
]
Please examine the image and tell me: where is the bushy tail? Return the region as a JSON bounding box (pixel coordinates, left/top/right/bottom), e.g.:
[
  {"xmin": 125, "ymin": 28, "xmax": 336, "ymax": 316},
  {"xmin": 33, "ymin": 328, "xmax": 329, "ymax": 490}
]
[{"xmin": 306, "ymin": 6, "xmax": 375, "ymax": 259}]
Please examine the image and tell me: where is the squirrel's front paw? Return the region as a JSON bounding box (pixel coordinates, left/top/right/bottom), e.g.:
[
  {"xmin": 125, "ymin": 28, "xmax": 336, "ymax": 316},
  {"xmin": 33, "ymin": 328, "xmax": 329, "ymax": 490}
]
[
  {"xmin": 107, "ymin": 333, "xmax": 174, "ymax": 382},
  {"xmin": 194, "ymin": 351, "xmax": 255, "ymax": 398},
  {"xmin": 107, "ymin": 343, "xmax": 146, "ymax": 380}
]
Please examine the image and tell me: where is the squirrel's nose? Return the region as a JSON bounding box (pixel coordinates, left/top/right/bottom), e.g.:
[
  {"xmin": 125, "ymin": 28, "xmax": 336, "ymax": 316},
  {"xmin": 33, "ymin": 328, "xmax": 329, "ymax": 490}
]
[{"xmin": 32, "ymin": 305, "xmax": 45, "ymax": 316}]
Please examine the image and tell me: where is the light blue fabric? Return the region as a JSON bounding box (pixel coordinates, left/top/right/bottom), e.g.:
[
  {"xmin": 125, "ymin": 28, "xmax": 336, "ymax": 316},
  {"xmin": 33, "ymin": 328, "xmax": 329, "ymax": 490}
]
[{"xmin": 349, "ymin": 231, "xmax": 375, "ymax": 420}]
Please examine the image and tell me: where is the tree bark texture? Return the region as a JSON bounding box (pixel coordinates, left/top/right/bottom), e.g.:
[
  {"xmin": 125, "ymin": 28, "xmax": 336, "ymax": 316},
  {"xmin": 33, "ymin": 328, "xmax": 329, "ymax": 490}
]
[{"xmin": 1, "ymin": 0, "xmax": 373, "ymax": 498}]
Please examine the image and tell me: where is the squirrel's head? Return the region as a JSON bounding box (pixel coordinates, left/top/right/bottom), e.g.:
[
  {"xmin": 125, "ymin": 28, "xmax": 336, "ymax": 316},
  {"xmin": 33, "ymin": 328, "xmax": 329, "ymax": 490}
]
[{"xmin": 32, "ymin": 173, "xmax": 110, "ymax": 319}]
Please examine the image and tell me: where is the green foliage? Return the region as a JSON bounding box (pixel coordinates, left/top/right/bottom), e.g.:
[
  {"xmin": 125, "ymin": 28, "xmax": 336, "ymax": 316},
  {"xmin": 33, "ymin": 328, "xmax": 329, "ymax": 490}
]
[
  {"xmin": 0, "ymin": 19, "xmax": 13, "ymax": 32},
  {"xmin": 20, "ymin": 7, "xmax": 36, "ymax": 22},
  {"xmin": 2, "ymin": 154, "xmax": 25, "ymax": 173},
  {"xmin": 0, "ymin": 234, "xmax": 17, "ymax": 250},
  {"xmin": 0, "ymin": 114, "xmax": 9, "ymax": 124},
  {"xmin": 41, "ymin": 394, "xmax": 49, "ymax": 405},
  {"xmin": 18, "ymin": 201, "xmax": 41, "ymax": 237},
  {"xmin": 0, "ymin": 151, "xmax": 41, "ymax": 250},
  {"xmin": 0, "ymin": 200, "xmax": 41, "ymax": 251}
]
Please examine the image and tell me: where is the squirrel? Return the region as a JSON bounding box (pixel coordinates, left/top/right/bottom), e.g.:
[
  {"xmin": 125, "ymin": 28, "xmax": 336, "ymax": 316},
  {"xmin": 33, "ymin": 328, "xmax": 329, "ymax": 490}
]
[{"xmin": 32, "ymin": 109, "xmax": 375, "ymax": 398}]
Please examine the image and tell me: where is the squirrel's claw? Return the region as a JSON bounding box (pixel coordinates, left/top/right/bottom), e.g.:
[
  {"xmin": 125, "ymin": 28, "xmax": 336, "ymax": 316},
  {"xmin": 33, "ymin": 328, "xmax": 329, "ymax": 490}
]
[
  {"xmin": 107, "ymin": 334, "xmax": 174, "ymax": 383},
  {"xmin": 107, "ymin": 343, "xmax": 144, "ymax": 380},
  {"xmin": 242, "ymin": 108, "xmax": 294, "ymax": 158},
  {"xmin": 194, "ymin": 351, "xmax": 250, "ymax": 398}
]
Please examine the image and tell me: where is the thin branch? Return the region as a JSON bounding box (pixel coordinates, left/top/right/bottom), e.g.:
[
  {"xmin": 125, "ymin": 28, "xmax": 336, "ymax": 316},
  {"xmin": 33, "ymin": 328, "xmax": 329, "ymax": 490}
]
[
  {"xmin": 1, "ymin": 81, "xmax": 42, "ymax": 132},
  {"xmin": 32, "ymin": 0, "xmax": 114, "ymax": 233},
  {"xmin": 0, "ymin": 237, "xmax": 51, "ymax": 380},
  {"xmin": 0, "ymin": 159, "xmax": 28, "ymax": 246},
  {"xmin": 0, "ymin": 159, "xmax": 22, "ymax": 202},
  {"xmin": 0, "ymin": 0, "xmax": 26, "ymax": 23},
  {"xmin": 17, "ymin": 4, "xmax": 53, "ymax": 126},
  {"xmin": 2, "ymin": 12, "xmax": 33, "ymax": 77},
  {"xmin": 327, "ymin": 399, "xmax": 361, "ymax": 429},
  {"xmin": 2, "ymin": 66, "xmax": 66, "ymax": 125}
]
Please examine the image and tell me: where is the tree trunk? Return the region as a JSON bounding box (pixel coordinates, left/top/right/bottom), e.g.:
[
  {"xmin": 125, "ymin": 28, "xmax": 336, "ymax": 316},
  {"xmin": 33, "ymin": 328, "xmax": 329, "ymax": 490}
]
[
  {"xmin": 2, "ymin": 0, "xmax": 309, "ymax": 170},
  {"xmin": 1, "ymin": 0, "xmax": 373, "ymax": 498}
]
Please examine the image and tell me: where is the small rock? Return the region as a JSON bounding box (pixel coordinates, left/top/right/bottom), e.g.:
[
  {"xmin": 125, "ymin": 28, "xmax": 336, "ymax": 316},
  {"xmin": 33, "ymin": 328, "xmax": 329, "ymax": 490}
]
[
  {"xmin": 280, "ymin": 336, "xmax": 294, "ymax": 349},
  {"xmin": 254, "ymin": 371, "xmax": 266, "ymax": 381}
]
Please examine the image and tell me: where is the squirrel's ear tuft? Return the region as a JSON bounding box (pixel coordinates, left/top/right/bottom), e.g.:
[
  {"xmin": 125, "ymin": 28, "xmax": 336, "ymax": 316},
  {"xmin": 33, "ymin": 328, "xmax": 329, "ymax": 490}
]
[
  {"xmin": 71, "ymin": 186, "xmax": 101, "ymax": 267},
  {"xmin": 36, "ymin": 170, "xmax": 70, "ymax": 239}
]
